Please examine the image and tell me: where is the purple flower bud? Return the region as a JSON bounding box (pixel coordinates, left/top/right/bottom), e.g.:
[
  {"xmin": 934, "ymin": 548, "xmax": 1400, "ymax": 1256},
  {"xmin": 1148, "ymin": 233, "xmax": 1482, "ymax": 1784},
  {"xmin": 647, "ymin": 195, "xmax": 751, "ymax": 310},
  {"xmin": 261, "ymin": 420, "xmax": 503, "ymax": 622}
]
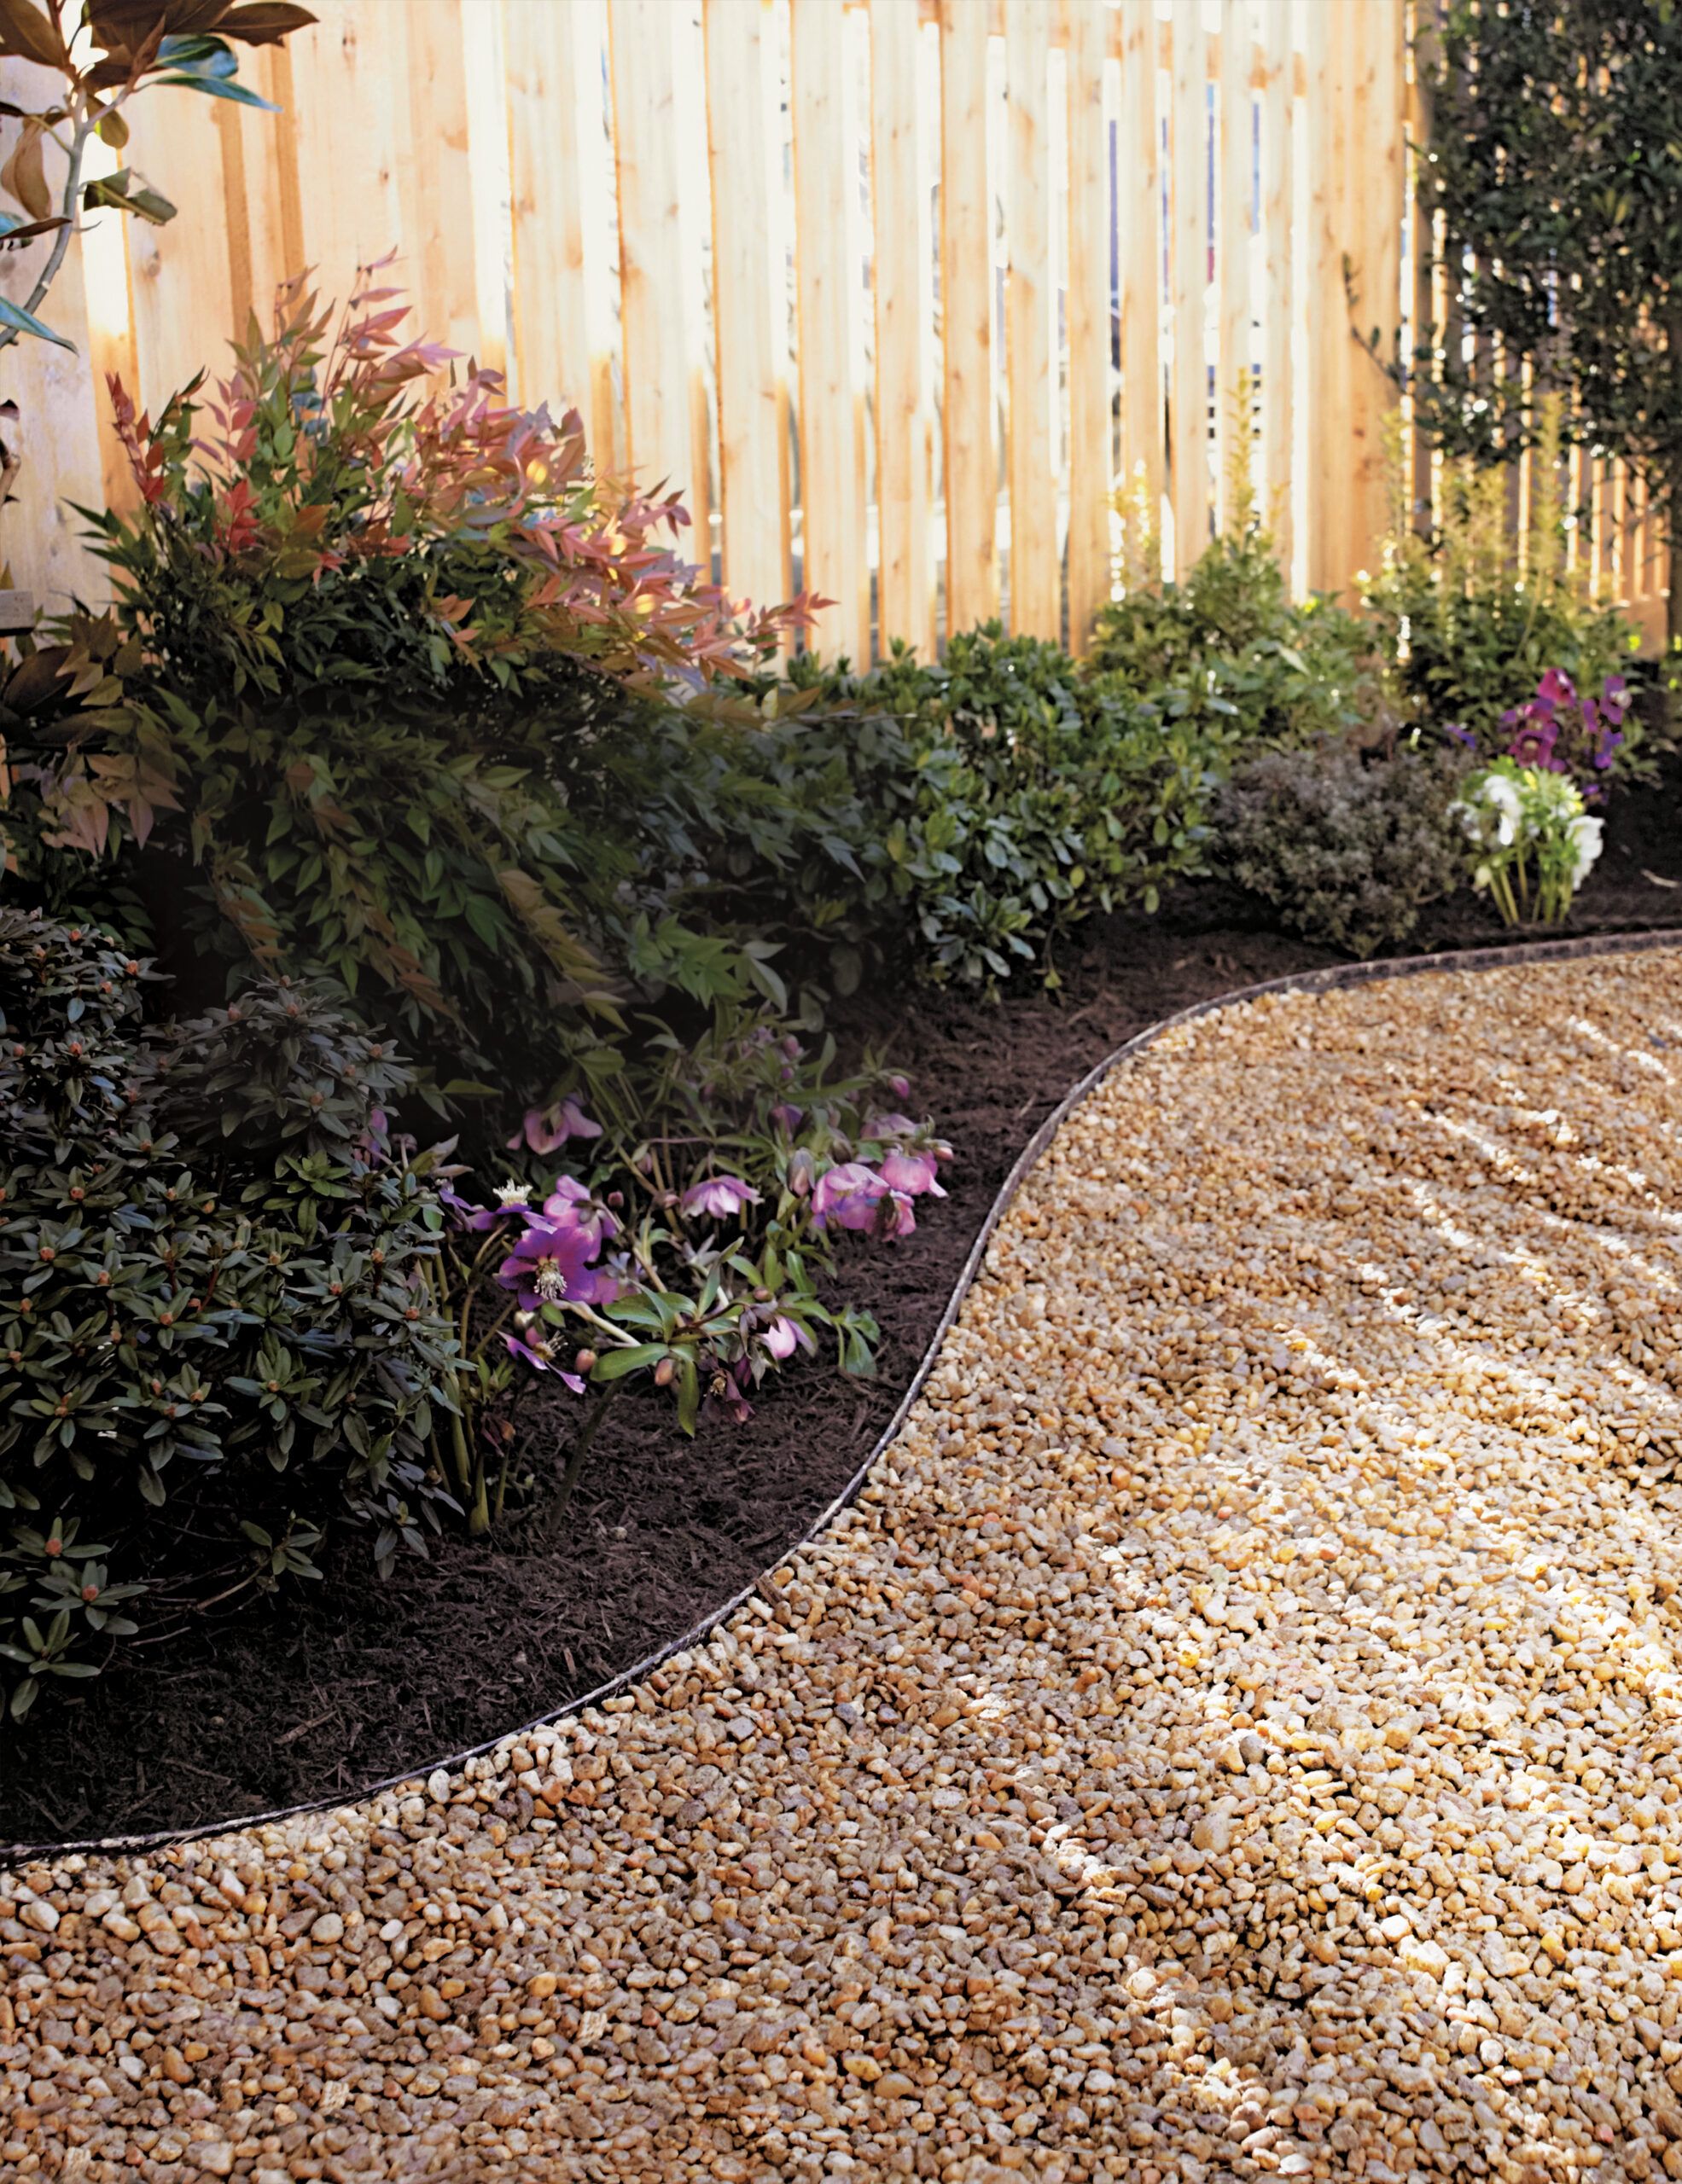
[
  {"xmin": 680, "ymin": 1174, "xmax": 762, "ymax": 1222},
  {"xmin": 787, "ymin": 1147, "xmax": 817, "ymax": 1198}
]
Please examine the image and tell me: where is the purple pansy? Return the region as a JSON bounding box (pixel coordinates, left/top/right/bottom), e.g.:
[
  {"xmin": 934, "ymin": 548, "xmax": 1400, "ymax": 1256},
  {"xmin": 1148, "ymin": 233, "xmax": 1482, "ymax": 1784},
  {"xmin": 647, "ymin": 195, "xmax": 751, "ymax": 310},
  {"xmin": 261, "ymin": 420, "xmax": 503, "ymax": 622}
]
[
  {"xmin": 495, "ymin": 1218, "xmax": 616, "ymax": 1312},
  {"xmin": 680, "ymin": 1174, "xmax": 762, "ymax": 1222},
  {"xmin": 506, "ymin": 1096, "xmax": 603, "ymax": 1156}
]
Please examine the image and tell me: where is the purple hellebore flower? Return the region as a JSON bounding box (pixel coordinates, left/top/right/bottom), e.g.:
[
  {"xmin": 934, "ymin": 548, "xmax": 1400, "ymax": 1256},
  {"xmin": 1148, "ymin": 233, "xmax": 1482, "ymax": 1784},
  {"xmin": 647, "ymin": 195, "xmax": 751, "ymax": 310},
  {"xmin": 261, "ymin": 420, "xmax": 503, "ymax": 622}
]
[
  {"xmin": 864, "ymin": 1112, "xmax": 920, "ymax": 1141},
  {"xmin": 1537, "ymin": 667, "xmax": 1577, "ymax": 708},
  {"xmin": 357, "ymin": 1107, "xmax": 392, "ymax": 1165},
  {"xmin": 888, "ymin": 1074, "xmax": 911, "ymax": 1101},
  {"xmin": 880, "ymin": 1147, "xmax": 946, "ymax": 1199},
  {"xmin": 680, "ymin": 1174, "xmax": 762, "ymax": 1222},
  {"xmin": 771, "ymin": 1102, "xmax": 804, "ymax": 1136},
  {"xmin": 761, "ymin": 1313, "xmax": 814, "ymax": 1362},
  {"xmin": 1603, "ymin": 672, "xmax": 1629, "ymax": 723},
  {"xmin": 506, "ymin": 1096, "xmax": 603, "ymax": 1157},
  {"xmin": 496, "ymin": 1218, "xmax": 616, "ymax": 1312},
  {"xmin": 812, "ymin": 1160, "xmax": 890, "ymax": 1230},
  {"xmin": 542, "ymin": 1174, "xmax": 620, "ymax": 1248},
  {"xmin": 1443, "ymin": 723, "xmax": 1477, "ymax": 750},
  {"xmin": 504, "ymin": 1330, "xmax": 585, "ymax": 1394},
  {"xmin": 439, "ymin": 1182, "xmax": 512, "ymax": 1232},
  {"xmin": 706, "ymin": 1357, "xmax": 755, "ymax": 1425},
  {"xmin": 1507, "ymin": 718, "xmax": 1558, "ymax": 768}
]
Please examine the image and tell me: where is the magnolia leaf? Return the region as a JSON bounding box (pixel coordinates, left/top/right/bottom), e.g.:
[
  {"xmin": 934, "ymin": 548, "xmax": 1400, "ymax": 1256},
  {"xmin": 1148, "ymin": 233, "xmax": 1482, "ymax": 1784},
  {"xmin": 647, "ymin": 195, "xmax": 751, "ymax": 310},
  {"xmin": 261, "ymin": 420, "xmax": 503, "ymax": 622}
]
[
  {"xmin": 0, "ymin": 294, "xmax": 73, "ymax": 349},
  {"xmin": 83, "ymin": 170, "xmax": 178, "ymax": 224},
  {"xmin": 218, "ymin": 2, "xmax": 317, "ymax": 42},
  {"xmin": 0, "ymin": 0, "xmax": 71, "ymax": 70},
  {"xmin": 95, "ymin": 106, "xmax": 130, "ymax": 149},
  {"xmin": 156, "ymin": 31, "xmax": 239, "ymax": 74},
  {"xmin": 0, "ymin": 208, "xmax": 67, "ymax": 244},
  {"xmin": 157, "ymin": 70, "xmax": 278, "ymax": 109},
  {"xmin": 1, "ymin": 117, "xmax": 53, "ymax": 224}
]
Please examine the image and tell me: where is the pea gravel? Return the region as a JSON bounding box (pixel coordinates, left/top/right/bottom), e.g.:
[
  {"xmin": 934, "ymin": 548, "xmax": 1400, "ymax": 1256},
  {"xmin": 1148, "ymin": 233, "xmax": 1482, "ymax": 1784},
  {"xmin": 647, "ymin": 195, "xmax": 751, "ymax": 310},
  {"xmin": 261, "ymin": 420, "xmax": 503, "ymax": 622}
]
[{"xmin": 9, "ymin": 950, "xmax": 1682, "ymax": 2183}]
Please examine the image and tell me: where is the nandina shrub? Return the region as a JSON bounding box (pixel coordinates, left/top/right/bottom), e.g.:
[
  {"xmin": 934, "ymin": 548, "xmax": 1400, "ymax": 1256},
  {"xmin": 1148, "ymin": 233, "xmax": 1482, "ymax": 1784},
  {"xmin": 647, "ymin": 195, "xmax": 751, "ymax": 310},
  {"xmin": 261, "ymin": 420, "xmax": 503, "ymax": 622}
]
[
  {"xmin": 0, "ymin": 910, "xmax": 460, "ymax": 1721},
  {"xmin": 0, "ymin": 276, "xmax": 817, "ymax": 1094}
]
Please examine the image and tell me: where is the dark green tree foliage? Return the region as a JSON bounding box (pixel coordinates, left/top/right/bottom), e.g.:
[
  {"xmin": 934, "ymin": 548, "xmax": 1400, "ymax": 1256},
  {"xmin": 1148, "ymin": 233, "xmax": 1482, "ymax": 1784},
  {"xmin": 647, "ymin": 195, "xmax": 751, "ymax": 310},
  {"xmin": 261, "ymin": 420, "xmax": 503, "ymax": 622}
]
[{"xmin": 1411, "ymin": 0, "xmax": 1682, "ymax": 644}]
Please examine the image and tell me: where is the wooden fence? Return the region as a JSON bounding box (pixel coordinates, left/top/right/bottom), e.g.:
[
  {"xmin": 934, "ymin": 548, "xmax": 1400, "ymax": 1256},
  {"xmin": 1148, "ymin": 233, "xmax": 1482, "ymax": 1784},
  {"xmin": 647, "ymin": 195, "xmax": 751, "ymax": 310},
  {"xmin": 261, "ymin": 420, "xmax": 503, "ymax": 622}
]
[{"xmin": 0, "ymin": 0, "xmax": 1669, "ymax": 653}]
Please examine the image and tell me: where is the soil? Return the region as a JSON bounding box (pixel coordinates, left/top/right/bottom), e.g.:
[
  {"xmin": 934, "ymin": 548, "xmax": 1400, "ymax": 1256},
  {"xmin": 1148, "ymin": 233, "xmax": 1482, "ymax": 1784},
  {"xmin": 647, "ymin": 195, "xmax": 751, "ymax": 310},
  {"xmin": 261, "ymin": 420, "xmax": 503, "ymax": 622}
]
[{"xmin": 8, "ymin": 752, "xmax": 1682, "ymax": 1852}]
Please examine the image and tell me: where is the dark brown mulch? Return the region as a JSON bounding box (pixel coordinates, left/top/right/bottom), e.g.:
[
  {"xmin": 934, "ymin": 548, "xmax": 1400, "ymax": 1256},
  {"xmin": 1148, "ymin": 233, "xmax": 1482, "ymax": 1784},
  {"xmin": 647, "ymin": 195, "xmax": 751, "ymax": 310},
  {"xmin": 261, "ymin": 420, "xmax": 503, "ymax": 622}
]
[{"xmin": 6, "ymin": 753, "xmax": 1682, "ymax": 1852}]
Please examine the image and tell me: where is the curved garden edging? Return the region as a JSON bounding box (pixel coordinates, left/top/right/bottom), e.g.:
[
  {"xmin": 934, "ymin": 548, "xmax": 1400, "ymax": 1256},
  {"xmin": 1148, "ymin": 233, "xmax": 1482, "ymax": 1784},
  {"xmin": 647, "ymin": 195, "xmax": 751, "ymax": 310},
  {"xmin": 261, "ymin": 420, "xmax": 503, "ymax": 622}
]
[{"xmin": 9, "ymin": 919, "xmax": 1682, "ymax": 1867}]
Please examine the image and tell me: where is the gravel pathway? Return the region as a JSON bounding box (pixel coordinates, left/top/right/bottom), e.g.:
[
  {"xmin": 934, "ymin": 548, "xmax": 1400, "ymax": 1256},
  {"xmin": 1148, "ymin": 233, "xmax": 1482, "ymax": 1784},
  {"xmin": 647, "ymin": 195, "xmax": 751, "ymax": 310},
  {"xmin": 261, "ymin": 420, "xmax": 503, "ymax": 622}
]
[{"xmin": 9, "ymin": 950, "xmax": 1682, "ymax": 2183}]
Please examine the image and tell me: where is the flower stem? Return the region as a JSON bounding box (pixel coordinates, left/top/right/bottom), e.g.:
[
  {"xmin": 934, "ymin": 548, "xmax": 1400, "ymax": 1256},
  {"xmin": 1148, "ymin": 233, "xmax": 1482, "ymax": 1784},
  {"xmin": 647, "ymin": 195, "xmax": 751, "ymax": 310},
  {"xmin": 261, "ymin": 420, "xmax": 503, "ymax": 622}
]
[{"xmin": 552, "ymin": 1381, "xmax": 621, "ymax": 1528}]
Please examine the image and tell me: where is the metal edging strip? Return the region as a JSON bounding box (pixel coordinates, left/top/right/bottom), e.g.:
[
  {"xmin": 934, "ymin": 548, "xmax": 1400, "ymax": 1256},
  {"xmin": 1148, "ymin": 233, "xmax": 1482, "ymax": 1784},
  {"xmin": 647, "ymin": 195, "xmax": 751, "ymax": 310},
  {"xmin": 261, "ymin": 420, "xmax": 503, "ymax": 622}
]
[{"xmin": 10, "ymin": 921, "xmax": 1682, "ymax": 1866}]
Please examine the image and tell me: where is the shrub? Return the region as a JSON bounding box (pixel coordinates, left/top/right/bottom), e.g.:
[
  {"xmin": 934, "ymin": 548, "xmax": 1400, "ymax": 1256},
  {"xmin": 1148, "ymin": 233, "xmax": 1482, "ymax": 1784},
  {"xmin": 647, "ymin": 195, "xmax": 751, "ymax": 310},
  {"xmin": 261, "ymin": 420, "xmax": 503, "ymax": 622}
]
[
  {"xmin": 0, "ymin": 910, "xmax": 460, "ymax": 1720},
  {"xmin": 1364, "ymin": 452, "xmax": 1638, "ymax": 758},
  {"xmin": 0, "ymin": 280, "xmax": 816, "ymax": 1097},
  {"xmin": 743, "ymin": 622, "xmax": 1240, "ymax": 990},
  {"xmin": 1086, "ymin": 525, "xmax": 1373, "ymax": 749},
  {"xmin": 1213, "ymin": 741, "xmax": 1472, "ymax": 958}
]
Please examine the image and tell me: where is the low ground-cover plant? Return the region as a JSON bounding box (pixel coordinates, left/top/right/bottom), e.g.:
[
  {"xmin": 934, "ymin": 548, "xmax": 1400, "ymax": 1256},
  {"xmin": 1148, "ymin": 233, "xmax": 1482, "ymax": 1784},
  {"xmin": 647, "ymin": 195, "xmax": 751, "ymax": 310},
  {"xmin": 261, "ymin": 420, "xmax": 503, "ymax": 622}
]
[
  {"xmin": 1451, "ymin": 760, "xmax": 1604, "ymax": 926},
  {"xmin": 1213, "ymin": 740, "xmax": 1472, "ymax": 958},
  {"xmin": 0, "ymin": 911, "xmax": 459, "ymax": 1720},
  {"xmin": 412, "ymin": 1004, "xmax": 949, "ymax": 1531}
]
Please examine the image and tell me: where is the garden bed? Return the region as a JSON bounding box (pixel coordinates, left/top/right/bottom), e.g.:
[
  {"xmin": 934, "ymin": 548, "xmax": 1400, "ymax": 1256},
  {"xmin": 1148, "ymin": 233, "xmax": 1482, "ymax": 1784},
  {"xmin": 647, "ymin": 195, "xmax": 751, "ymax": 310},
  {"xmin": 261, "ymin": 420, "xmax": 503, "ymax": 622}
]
[{"xmin": 6, "ymin": 748, "xmax": 1682, "ymax": 1852}]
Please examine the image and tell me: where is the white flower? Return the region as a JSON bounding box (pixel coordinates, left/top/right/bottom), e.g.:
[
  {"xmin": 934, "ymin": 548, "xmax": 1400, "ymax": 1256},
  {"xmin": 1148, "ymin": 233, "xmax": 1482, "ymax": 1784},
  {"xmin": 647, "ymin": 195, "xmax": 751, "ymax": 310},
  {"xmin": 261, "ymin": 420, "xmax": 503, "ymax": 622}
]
[
  {"xmin": 1568, "ymin": 813, "xmax": 1603, "ymax": 886},
  {"xmin": 495, "ymin": 1179, "xmax": 533, "ymax": 1207},
  {"xmin": 1472, "ymin": 861, "xmax": 1493, "ymax": 895},
  {"xmin": 1482, "ymin": 774, "xmax": 1521, "ymax": 846}
]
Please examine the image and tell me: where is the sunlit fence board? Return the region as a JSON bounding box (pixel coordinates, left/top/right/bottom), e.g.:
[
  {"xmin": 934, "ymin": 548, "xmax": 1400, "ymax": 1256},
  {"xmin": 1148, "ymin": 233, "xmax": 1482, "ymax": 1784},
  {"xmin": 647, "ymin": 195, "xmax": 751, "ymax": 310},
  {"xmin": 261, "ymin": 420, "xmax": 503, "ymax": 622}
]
[
  {"xmin": 707, "ymin": 0, "xmax": 791, "ymax": 610},
  {"xmin": 938, "ymin": 0, "xmax": 998, "ymax": 635},
  {"xmin": 0, "ymin": 0, "xmax": 1664, "ymax": 650},
  {"xmin": 791, "ymin": 0, "xmax": 870, "ymax": 660},
  {"xmin": 1004, "ymin": 0, "xmax": 1057, "ymax": 639},
  {"xmin": 1064, "ymin": 0, "xmax": 1112, "ymax": 651},
  {"xmin": 1168, "ymin": 6, "xmax": 1210, "ymax": 575},
  {"xmin": 870, "ymin": 0, "xmax": 934, "ymax": 655}
]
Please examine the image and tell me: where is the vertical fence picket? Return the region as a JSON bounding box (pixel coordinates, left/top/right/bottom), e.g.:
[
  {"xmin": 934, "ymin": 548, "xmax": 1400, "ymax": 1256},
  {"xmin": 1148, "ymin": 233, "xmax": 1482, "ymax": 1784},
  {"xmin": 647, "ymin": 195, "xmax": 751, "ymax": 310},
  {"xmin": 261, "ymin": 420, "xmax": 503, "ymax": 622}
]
[
  {"xmin": 1064, "ymin": 0, "xmax": 1112, "ymax": 651},
  {"xmin": 791, "ymin": 0, "xmax": 870, "ymax": 660},
  {"xmin": 938, "ymin": 0, "xmax": 997, "ymax": 636},
  {"xmin": 1347, "ymin": 0, "xmax": 1402, "ymax": 584},
  {"xmin": 870, "ymin": 0, "xmax": 934, "ymax": 654},
  {"xmin": 1306, "ymin": 0, "xmax": 1351, "ymax": 595},
  {"xmin": 124, "ymin": 93, "xmax": 237, "ymax": 416},
  {"xmin": 507, "ymin": 0, "xmax": 595, "ymax": 428},
  {"xmin": 707, "ymin": 0, "xmax": 791, "ymax": 612},
  {"xmin": 1004, "ymin": 0, "xmax": 1057, "ymax": 638},
  {"xmin": 286, "ymin": 3, "xmax": 409, "ymax": 319},
  {"xmin": 400, "ymin": 0, "xmax": 482, "ymax": 363},
  {"xmin": 610, "ymin": 0, "xmax": 699, "ymax": 517},
  {"xmin": 1168, "ymin": 4, "xmax": 1209, "ymax": 575},
  {"xmin": 1218, "ymin": 0, "xmax": 1252, "ymax": 530},
  {"xmin": 1258, "ymin": 0, "xmax": 1293, "ymax": 568},
  {"xmin": 1115, "ymin": 0, "xmax": 1162, "ymax": 556}
]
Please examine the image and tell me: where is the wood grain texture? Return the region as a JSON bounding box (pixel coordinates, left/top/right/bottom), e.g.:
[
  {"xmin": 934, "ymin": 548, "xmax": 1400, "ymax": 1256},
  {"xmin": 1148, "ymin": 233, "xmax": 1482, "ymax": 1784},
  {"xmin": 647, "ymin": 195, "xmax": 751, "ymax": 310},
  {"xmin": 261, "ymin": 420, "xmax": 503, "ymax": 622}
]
[
  {"xmin": 870, "ymin": 0, "xmax": 933, "ymax": 653},
  {"xmin": 402, "ymin": 0, "xmax": 482, "ymax": 361},
  {"xmin": 286, "ymin": 3, "xmax": 408, "ymax": 321},
  {"xmin": 506, "ymin": 0, "xmax": 594, "ymax": 426},
  {"xmin": 1168, "ymin": 4, "xmax": 1210, "ymax": 574},
  {"xmin": 1065, "ymin": 0, "xmax": 1113, "ymax": 650},
  {"xmin": 610, "ymin": 0, "xmax": 698, "ymax": 506},
  {"xmin": 707, "ymin": 0, "xmax": 791, "ymax": 610},
  {"xmin": 792, "ymin": 0, "xmax": 870, "ymax": 659},
  {"xmin": 1258, "ymin": 0, "xmax": 1293, "ymax": 569},
  {"xmin": 939, "ymin": 0, "xmax": 997, "ymax": 636},
  {"xmin": 1218, "ymin": 0, "xmax": 1253, "ymax": 531},
  {"xmin": 1004, "ymin": 0, "xmax": 1057, "ymax": 638},
  {"xmin": 1116, "ymin": 0, "xmax": 1163, "ymax": 547}
]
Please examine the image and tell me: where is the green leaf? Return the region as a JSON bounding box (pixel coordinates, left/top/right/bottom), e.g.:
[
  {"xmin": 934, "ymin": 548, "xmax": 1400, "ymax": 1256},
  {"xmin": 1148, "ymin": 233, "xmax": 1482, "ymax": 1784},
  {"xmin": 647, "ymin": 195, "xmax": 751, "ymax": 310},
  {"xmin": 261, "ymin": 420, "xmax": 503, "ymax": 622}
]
[
  {"xmin": 157, "ymin": 73, "xmax": 279, "ymax": 110},
  {"xmin": 591, "ymin": 1343, "xmax": 670, "ymax": 1382},
  {"xmin": 0, "ymin": 294, "xmax": 73, "ymax": 349}
]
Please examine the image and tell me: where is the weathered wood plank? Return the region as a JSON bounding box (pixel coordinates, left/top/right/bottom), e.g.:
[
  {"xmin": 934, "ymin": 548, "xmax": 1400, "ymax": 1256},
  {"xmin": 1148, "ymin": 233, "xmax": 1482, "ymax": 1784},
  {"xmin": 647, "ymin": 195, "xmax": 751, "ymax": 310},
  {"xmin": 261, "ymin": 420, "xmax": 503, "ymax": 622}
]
[
  {"xmin": 870, "ymin": 0, "xmax": 934, "ymax": 653},
  {"xmin": 939, "ymin": 0, "xmax": 997, "ymax": 636},
  {"xmin": 707, "ymin": 0, "xmax": 791, "ymax": 610},
  {"xmin": 1005, "ymin": 0, "xmax": 1057, "ymax": 638},
  {"xmin": 1065, "ymin": 0, "xmax": 1112, "ymax": 649},
  {"xmin": 792, "ymin": 0, "xmax": 870, "ymax": 659}
]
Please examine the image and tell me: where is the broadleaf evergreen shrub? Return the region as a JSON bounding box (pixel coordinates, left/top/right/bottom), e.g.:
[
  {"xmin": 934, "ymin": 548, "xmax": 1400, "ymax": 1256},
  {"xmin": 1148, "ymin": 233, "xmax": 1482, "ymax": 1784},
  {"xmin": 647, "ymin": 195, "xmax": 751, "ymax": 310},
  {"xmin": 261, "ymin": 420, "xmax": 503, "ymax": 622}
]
[{"xmin": 0, "ymin": 910, "xmax": 460, "ymax": 1720}]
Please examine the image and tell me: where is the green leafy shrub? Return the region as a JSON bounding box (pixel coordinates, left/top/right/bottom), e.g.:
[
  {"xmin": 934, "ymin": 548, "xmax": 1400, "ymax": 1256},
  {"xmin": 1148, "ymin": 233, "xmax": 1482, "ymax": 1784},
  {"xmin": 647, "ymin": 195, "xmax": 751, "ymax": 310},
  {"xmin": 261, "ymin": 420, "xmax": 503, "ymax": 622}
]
[
  {"xmin": 0, "ymin": 910, "xmax": 459, "ymax": 1720},
  {"xmin": 734, "ymin": 623, "xmax": 1240, "ymax": 990},
  {"xmin": 1364, "ymin": 454, "xmax": 1638, "ymax": 755},
  {"xmin": 0, "ymin": 282, "xmax": 815, "ymax": 1097},
  {"xmin": 1086, "ymin": 526, "xmax": 1372, "ymax": 748},
  {"xmin": 1213, "ymin": 741, "xmax": 1472, "ymax": 958}
]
